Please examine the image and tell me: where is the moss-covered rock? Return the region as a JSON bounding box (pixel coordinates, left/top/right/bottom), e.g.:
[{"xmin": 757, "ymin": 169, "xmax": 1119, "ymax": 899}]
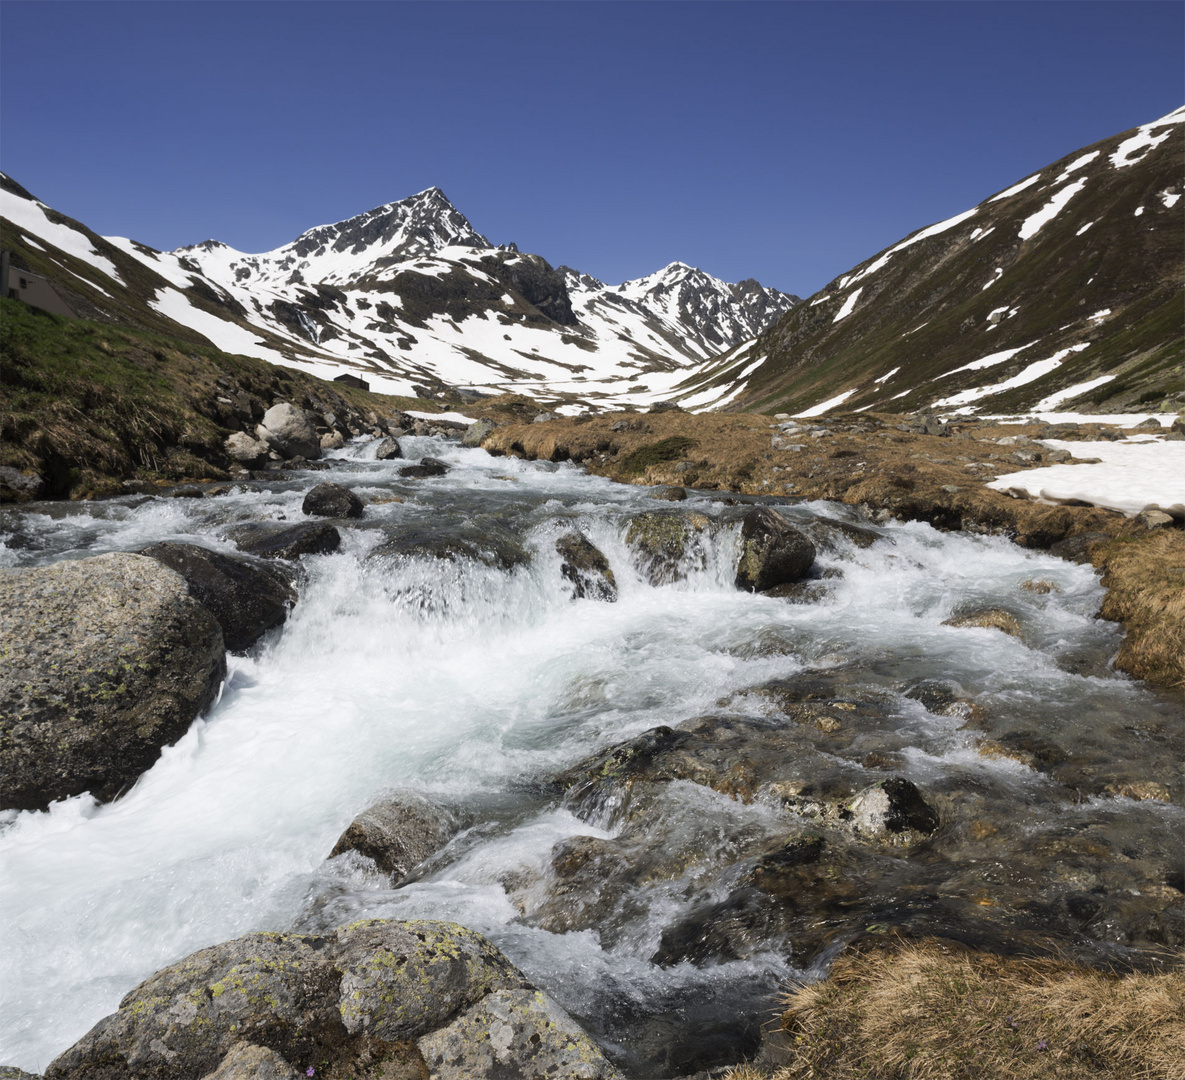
[{"xmin": 623, "ymin": 511, "xmax": 711, "ymax": 585}]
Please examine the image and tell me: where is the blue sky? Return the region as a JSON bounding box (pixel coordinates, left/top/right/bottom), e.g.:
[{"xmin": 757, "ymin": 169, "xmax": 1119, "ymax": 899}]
[{"xmin": 1, "ymin": 1, "xmax": 1181, "ymax": 297}]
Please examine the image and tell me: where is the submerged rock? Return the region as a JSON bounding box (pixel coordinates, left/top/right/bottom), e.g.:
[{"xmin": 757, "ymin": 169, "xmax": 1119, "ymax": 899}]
[
  {"xmin": 734, "ymin": 506, "xmax": 816, "ymax": 592},
  {"xmin": 650, "ymin": 485, "xmax": 687, "ymax": 502},
  {"xmin": 229, "ymin": 521, "xmax": 342, "ymax": 560},
  {"xmin": 942, "ymin": 607, "xmax": 1022, "ymax": 637},
  {"xmin": 556, "ymin": 532, "xmax": 617, "ymax": 601},
  {"xmin": 329, "ymin": 790, "xmax": 459, "ymax": 884},
  {"xmin": 43, "ymin": 919, "xmax": 610, "ymax": 1080},
  {"xmin": 0, "ymin": 553, "xmax": 225, "ymax": 811},
  {"xmin": 369, "ymin": 523, "xmax": 529, "ymax": 570},
  {"xmin": 139, "ymin": 542, "xmax": 296, "ymax": 654},
  {"xmin": 301, "ymin": 481, "xmax": 364, "ymax": 519}
]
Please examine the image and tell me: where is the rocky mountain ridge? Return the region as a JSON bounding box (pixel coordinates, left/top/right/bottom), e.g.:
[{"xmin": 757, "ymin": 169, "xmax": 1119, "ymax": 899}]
[
  {"xmin": 0, "ymin": 177, "xmax": 797, "ymax": 412},
  {"xmin": 672, "ymin": 106, "xmax": 1184, "ymax": 417}
]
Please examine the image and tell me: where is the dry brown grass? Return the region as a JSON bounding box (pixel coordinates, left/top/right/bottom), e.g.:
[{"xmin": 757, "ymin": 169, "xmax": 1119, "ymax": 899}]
[
  {"xmin": 725, "ymin": 941, "xmax": 1185, "ymax": 1080},
  {"xmin": 1093, "ymin": 530, "xmax": 1185, "ymax": 690}
]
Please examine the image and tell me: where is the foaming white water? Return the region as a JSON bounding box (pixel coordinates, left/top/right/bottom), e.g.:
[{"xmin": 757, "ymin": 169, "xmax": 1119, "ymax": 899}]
[{"xmin": 0, "ymin": 447, "xmax": 1146, "ymax": 1070}]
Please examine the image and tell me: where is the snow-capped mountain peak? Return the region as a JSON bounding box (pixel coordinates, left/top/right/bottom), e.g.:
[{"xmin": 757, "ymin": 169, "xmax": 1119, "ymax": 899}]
[{"xmin": 175, "ymin": 186, "xmax": 492, "ymax": 289}]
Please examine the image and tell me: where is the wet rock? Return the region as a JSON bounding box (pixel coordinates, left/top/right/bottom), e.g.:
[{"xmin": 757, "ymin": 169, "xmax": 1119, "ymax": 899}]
[
  {"xmin": 199, "ymin": 1043, "xmax": 300, "ymax": 1080},
  {"xmin": 847, "ymin": 777, "xmax": 940, "ymax": 843},
  {"xmin": 942, "ymin": 607, "xmax": 1022, "ymax": 637},
  {"xmin": 461, "ymin": 418, "xmax": 496, "ymax": 448},
  {"xmin": 556, "ymin": 532, "xmax": 617, "ymax": 601},
  {"xmin": 0, "ymin": 553, "xmax": 225, "ymax": 812},
  {"xmin": 229, "ymin": 522, "xmax": 342, "ymax": 560},
  {"xmin": 1019, "ymin": 578, "xmax": 1059, "ymax": 594},
  {"xmin": 319, "ymin": 431, "xmax": 345, "ymax": 451},
  {"xmin": 329, "ymin": 790, "xmax": 459, "ymax": 883},
  {"xmin": 903, "ymin": 680, "xmax": 982, "ymax": 721},
  {"xmin": 978, "ymin": 731, "xmax": 1068, "ymax": 773},
  {"xmin": 418, "ymin": 988, "xmax": 623, "ymax": 1080},
  {"xmin": 806, "ymin": 515, "xmax": 883, "ymax": 550},
  {"xmin": 399, "ymin": 457, "xmax": 450, "ymax": 479},
  {"xmin": 1104, "ymin": 781, "xmax": 1172, "ymax": 802},
  {"xmin": 1049, "ymin": 531, "xmax": 1109, "ymax": 564},
  {"xmin": 761, "ymin": 580, "xmax": 831, "ymax": 604},
  {"xmin": 223, "ymin": 431, "xmax": 268, "ymax": 466},
  {"xmin": 652, "ymin": 888, "xmax": 797, "ymax": 968},
  {"xmin": 734, "ymin": 507, "xmax": 816, "ymax": 592},
  {"xmin": 256, "ymin": 402, "xmax": 321, "ymax": 460},
  {"xmin": 335, "ymin": 920, "xmax": 526, "ymax": 1041},
  {"xmin": 301, "ymin": 481, "xmax": 364, "ymax": 519},
  {"xmin": 0, "ymin": 465, "xmax": 47, "ymax": 503},
  {"xmin": 370, "ymin": 523, "xmax": 529, "ymax": 570},
  {"xmin": 372, "ymin": 436, "xmax": 403, "ymax": 460},
  {"xmin": 651, "ymin": 485, "xmax": 687, "ymax": 502},
  {"xmin": 139, "ymin": 542, "xmax": 297, "ymax": 654},
  {"xmin": 623, "ymin": 511, "xmax": 712, "ymax": 585}
]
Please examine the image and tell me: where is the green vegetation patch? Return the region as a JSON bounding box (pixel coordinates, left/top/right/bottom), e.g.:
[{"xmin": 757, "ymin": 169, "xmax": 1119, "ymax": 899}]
[{"xmin": 618, "ymin": 436, "xmax": 699, "ymax": 477}]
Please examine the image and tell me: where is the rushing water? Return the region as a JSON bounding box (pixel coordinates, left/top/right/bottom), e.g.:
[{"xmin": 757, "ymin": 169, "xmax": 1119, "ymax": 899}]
[{"xmin": 1, "ymin": 436, "xmax": 1181, "ymax": 1076}]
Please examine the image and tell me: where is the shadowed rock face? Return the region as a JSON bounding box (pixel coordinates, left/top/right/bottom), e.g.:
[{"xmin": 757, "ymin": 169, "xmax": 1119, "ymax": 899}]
[
  {"xmin": 555, "ymin": 532, "xmax": 618, "ymax": 601},
  {"xmin": 302, "ymin": 481, "xmax": 364, "ymax": 519},
  {"xmin": 734, "ymin": 506, "xmax": 816, "ymax": 591},
  {"xmin": 0, "ymin": 553, "xmax": 226, "ymax": 811},
  {"xmin": 228, "ymin": 521, "xmax": 342, "ymax": 560},
  {"xmin": 44, "ymin": 919, "xmax": 622, "ymax": 1080},
  {"xmin": 139, "ymin": 542, "xmax": 296, "ymax": 653}
]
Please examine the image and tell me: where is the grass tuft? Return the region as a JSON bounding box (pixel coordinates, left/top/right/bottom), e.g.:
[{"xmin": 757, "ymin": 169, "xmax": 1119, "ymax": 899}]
[{"xmin": 726, "ymin": 940, "xmax": 1184, "ymax": 1080}]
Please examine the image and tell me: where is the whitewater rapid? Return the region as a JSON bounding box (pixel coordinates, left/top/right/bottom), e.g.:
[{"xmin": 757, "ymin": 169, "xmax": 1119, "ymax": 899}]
[{"xmin": 1, "ymin": 437, "xmax": 1178, "ymax": 1074}]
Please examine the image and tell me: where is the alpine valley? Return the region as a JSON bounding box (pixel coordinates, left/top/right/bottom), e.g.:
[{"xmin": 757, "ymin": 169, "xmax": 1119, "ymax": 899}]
[{"xmin": 0, "ymin": 175, "xmax": 798, "ymax": 411}]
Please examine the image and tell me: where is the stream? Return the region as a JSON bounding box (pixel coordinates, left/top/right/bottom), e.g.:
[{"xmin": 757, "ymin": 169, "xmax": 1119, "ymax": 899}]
[{"xmin": 2, "ymin": 435, "xmax": 1182, "ymax": 1077}]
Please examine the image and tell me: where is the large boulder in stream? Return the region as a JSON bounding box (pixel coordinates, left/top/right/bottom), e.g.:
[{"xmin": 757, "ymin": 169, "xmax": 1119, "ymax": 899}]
[
  {"xmin": 44, "ymin": 919, "xmax": 623, "ymax": 1080},
  {"xmin": 556, "ymin": 532, "xmax": 617, "ymax": 601},
  {"xmin": 301, "ymin": 481, "xmax": 364, "ymax": 519},
  {"xmin": 256, "ymin": 402, "xmax": 321, "ymax": 460},
  {"xmin": 139, "ymin": 542, "xmax": 297, "ymax": 654},
  {"xmin": 372, "ymin": 436, "xmax": 403, "ymax": 460},
  {"xmin": 0, "ymin": 553, "xmax": 226, "ymax": 811},
  {"xmin": 329, "ymin": 790, "xmax": 459, "ymax": 884},
  {"xmin": 734, "ymin": 506, "xmax": 816, "ymax": 592}
]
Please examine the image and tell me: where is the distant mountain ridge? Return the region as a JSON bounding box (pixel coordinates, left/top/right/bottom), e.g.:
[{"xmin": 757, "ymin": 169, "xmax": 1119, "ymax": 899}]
[
  {"xmin": 0, "ymin": 179, "xmax": 798, "ymax": 411},
  {"xmin": 672, "ymin": 106, "xmax": 1184, "ymax": 416}
]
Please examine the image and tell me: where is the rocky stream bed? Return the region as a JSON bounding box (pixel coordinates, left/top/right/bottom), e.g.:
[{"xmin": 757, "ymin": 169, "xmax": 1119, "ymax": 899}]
[{"xmin": 1, "ymin": 425, "xmax": 1182, "ymax": 1079}]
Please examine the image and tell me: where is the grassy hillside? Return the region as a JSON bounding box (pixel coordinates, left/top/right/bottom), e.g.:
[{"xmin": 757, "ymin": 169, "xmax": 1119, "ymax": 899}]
[
  {"xmin": 0, "ymin": 297, "xmax": 430, "ymax": 498},
  {"xmin": 706, "ymin": 114, "xmax": 1184, "ymax": 417}
]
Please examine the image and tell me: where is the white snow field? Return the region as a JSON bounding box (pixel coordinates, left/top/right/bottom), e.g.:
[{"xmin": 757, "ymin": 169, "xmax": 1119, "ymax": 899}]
[{"xmin": 987, "ymin": 435, "xmax": 1185, "ymax": 518}]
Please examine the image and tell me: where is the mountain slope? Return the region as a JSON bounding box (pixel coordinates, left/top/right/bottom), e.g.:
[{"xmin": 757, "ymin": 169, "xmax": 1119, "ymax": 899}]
[
  {"xmin": 1, "ymin": 179, "xmax": 797, "ymax": 412},
  {"xmin": 688, "ymin": 106, "xmax": 1184, "ymax": 417}
]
